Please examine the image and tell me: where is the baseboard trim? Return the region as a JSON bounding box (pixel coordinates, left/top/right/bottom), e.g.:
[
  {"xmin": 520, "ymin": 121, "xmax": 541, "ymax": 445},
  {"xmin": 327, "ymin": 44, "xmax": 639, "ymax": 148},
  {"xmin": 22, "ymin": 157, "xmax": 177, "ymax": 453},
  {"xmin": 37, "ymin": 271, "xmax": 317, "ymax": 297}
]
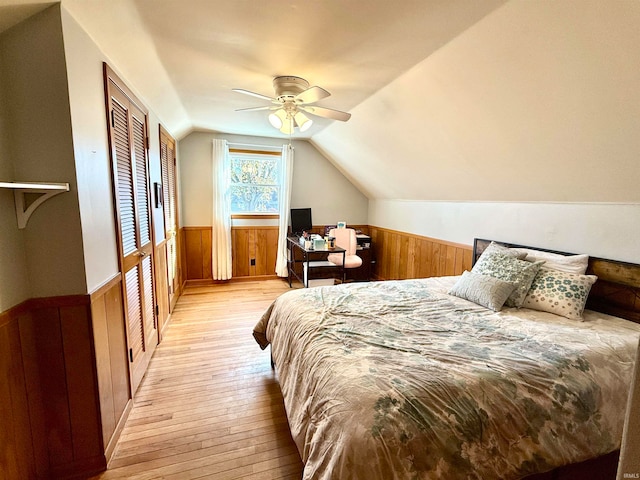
[
  {"xmin": 104, "ymin": 398, "xmax": 133, "ymax": 466},
  {"xmin": 185, "ymin": 275, "xmax": 281, "ymax": 286}
]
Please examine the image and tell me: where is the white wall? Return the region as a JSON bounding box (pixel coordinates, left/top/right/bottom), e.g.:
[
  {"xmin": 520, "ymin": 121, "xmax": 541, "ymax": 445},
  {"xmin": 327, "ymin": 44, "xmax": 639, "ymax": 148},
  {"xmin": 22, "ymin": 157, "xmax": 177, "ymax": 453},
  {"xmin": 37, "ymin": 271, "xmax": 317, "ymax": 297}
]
[
  {"xmin": 290, "ymin": 140, "xmax": 367, "ymax": 226},
  {"xmin": 0, "ymin": 5, "xmax": 174, "ymax": 305},
  {"xmin": 61, "ymin": 5, "xmax": 168, "ymax": 293},
  {"xmin": 370, "ymin": 200, "xmax": 640, "ymax": 264},
  {"xmin": 60, "ymin": 7, "xmax": 119, "ymax": 292},
  {"xmin": 178, "ymin": 131, "xmax": 368, "ymax": 228},
  {"xmin": 0, "ymin": 56, "xmax": 29, "ymax": 310},
  {"xmin": 0, "ymin": 5, "xmax": 87, "ymax": 304}
]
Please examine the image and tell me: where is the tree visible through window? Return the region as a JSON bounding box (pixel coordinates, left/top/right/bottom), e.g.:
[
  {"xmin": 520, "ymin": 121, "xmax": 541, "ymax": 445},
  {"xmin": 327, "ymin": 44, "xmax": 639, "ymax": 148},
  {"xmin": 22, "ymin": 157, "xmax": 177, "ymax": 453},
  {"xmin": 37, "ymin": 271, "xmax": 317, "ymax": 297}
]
[{"xmin": 229, "ymin": 151, "xmax": 281, "ymax": 213}]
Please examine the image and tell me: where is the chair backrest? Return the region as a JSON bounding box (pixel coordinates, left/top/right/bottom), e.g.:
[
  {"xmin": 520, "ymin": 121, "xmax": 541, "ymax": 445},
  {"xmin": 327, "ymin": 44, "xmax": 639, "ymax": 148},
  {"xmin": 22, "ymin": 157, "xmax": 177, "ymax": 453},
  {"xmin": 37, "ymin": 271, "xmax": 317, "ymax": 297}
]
[{"xmin": 329, "ymin": 228, "xmax": 357, "ymax": 256}]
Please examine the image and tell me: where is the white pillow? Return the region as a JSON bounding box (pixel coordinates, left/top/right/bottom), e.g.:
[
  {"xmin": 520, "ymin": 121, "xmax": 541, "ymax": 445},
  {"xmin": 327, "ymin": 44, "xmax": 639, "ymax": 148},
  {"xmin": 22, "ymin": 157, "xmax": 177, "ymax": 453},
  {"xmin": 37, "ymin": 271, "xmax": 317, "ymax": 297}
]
[{"xmin": 511, "ymin": 248, "xmax": 589, "ymax": 275}]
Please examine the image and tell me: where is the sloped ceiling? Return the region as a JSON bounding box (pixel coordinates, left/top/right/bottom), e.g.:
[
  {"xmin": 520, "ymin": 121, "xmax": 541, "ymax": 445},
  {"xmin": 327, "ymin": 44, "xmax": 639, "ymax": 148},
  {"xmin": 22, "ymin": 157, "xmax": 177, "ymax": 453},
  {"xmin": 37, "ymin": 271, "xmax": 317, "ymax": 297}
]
[
  {"xmin": 313, "ymin": 0, "xmax": 640, "ymax": 202},
  {"xmin": 0, "ymin": 0, "xmax": 54, "ymax": 33},
  {"xmin": 57, "ymin": 0, "xmax": 505, "ymax": 140},
  {"xmin": 2, "ymin": 0, "xmax": 638, "ymax": 204}
]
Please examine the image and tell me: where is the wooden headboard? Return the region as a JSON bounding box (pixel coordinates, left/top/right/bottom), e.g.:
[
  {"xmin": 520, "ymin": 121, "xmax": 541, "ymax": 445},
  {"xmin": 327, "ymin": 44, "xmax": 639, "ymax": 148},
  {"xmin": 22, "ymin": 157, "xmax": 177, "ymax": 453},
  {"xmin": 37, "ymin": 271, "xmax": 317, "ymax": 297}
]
[{"xmin": 473, "ymin": 238, "xmax": 640, "ymax": 324}]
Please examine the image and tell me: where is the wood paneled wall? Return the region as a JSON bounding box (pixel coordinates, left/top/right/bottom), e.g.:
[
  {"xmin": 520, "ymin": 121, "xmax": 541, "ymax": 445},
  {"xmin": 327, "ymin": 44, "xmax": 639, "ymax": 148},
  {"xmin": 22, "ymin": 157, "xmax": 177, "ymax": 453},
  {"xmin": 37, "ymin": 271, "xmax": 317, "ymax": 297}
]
[
  {"xmin": 183, "ymin": 227, "xmax": 212, "ymax": 281},
  {"xmin": 0, "ymin": 295, "xmax": 109, "ymax": 479},
  {"xmin": 0, "ymin": 276, "xmax": 134, "ymax": 479},
  {"xmin": 0, "ymin": 303, "xmax": 35, "ymax": 479},
  {"xmin": 182, "ymin": 226, "xmax": 280, "ymax": 282},
  {"xmin": 368, "ymin": 226, "xmax": 473, "ymax": 280},
  {"xmin": 90, "ymin": 274, "xmax": 132, "ymax": 462},
  {"xmin": 232, "ymin": 226, "xmax": 279, "ymax": 277},
  {"xmin": 180, "ymin": 224, "xmax": 471, "ymax": 283}
]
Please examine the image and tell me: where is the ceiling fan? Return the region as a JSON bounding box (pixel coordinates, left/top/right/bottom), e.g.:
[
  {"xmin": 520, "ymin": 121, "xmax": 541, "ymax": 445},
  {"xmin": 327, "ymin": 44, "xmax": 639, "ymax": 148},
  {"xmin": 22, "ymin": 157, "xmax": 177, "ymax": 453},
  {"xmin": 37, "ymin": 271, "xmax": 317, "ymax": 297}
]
[{"xmin": 233, "ymin": 76, "xmax": 351, "ymax": 134}]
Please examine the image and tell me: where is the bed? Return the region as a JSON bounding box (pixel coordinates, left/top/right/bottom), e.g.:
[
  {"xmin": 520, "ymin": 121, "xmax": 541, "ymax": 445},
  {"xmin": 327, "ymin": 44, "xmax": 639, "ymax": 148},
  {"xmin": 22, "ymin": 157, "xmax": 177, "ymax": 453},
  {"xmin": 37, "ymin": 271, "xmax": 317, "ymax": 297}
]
[{"xmin": 253, "ymin": 238, "xmax": 640, "ymax": 480}]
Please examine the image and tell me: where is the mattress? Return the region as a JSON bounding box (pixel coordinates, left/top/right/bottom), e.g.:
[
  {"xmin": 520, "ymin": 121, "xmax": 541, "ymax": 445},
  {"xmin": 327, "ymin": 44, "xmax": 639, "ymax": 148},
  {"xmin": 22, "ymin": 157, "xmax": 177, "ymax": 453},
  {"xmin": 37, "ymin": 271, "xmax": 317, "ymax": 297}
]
[{"xmin": 253, "ymin": 276, "xmax": 640, "ymax": 480}]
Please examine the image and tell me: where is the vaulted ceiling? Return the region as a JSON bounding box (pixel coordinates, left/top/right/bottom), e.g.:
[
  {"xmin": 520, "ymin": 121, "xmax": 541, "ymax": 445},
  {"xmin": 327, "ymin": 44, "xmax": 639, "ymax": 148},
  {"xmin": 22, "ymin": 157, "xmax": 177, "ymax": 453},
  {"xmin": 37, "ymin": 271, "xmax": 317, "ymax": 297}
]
[
  {"xmin": 2, "ymin": 0, "xmax": 638, "ymax": 202},
  {"xmin": 1, "ymin": 0, "xmax": 506, "ymax": 140}
]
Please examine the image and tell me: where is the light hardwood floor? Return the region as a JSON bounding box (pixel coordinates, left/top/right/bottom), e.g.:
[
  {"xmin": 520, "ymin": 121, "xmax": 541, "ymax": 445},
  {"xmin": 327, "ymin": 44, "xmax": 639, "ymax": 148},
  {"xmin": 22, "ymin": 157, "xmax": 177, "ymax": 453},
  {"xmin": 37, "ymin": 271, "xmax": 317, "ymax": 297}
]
[{"xmin": 92, "ymin": 279, "xmax": 304, "ymax": 480}]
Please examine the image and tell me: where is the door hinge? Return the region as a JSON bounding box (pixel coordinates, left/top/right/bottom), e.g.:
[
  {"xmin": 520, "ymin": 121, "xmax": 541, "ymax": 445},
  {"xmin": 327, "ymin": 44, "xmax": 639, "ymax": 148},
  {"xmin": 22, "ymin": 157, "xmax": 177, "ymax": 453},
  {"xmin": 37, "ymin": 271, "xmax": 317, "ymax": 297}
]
[
  {"xmin": 146, "ymin": 136, "xmax": 150, "ymax": 150},
  {"xmin": 155, "ymin": 304, "xmax": 159, "ymax": 316},
  {"xmin": 110, "ymin": 109, "xmax": 115, "ymax": 127},
  {"xmin": 129, "ymin": 348, "xmax": 133, "ymax": 362}
]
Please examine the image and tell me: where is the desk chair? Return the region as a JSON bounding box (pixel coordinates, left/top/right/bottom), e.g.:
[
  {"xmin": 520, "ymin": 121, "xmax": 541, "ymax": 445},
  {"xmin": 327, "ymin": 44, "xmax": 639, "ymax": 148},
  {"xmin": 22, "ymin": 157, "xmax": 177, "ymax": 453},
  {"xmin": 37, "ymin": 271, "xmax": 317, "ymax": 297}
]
[{"xmin": 327, "ymin": 228, "xmax": 362, "ymax": 282}]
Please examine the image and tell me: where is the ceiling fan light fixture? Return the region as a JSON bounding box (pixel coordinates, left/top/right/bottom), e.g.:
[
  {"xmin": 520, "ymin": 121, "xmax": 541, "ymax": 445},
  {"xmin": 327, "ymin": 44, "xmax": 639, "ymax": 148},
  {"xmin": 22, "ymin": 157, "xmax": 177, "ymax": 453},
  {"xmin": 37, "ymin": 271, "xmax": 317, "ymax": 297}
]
[
  {"xmin": 234, "ymin": 75, "xmax": 351, "ymax": 135},
  {"xmin": 294, "ymin": 111, "xmax": 313, "ymax": 132},
  {"xmin": 268, "ymin": 108, "xmax": 286, "ymax": 129},
  {"xmin": 279, "ymin": 115, "xmax": 295, "ymax": 135}
]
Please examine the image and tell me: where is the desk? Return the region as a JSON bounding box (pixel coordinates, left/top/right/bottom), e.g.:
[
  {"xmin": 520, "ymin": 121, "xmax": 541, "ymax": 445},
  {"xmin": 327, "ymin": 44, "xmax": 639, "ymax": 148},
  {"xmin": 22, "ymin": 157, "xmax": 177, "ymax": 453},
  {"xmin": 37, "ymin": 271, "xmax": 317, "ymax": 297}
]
[
  {"xmin": 287, "ymin": 236, "xmax": 346, "ymax": 287},
  {"xmin": 349, "ymin": 246, "xmax": 372, "ymax": 282}
]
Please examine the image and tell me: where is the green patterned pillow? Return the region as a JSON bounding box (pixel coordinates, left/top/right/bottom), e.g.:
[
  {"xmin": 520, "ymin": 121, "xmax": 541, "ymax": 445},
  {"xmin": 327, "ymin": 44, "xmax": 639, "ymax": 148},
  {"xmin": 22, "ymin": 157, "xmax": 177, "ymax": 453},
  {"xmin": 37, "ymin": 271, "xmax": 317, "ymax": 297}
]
[
  {"xmin": 449, "ymin": 271, "xmax": 517, "ymax": 311},
  {"xmin": 522, "ymin": 268, "xmax": 597, "ymax": 320},
  {"xmin": 471, "ymin": 253, "xmax": 544, "ymax": 308}
]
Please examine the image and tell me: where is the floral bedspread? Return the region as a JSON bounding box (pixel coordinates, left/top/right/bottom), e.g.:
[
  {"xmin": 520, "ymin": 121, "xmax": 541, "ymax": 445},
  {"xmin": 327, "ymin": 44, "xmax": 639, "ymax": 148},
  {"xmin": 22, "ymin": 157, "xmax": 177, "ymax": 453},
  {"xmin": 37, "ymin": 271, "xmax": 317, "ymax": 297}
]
[{"xmin": 253, "ymin": 277, "xmax": 640, "ymax": 480}]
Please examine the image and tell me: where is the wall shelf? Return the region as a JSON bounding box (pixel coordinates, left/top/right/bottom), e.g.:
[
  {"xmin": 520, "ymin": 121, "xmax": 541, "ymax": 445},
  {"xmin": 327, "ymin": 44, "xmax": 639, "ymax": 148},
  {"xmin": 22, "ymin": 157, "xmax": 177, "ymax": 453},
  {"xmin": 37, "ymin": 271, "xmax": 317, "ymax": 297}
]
[{"xmin": 0, "ymin": 181, "xmax": 70, "ymax": 229}]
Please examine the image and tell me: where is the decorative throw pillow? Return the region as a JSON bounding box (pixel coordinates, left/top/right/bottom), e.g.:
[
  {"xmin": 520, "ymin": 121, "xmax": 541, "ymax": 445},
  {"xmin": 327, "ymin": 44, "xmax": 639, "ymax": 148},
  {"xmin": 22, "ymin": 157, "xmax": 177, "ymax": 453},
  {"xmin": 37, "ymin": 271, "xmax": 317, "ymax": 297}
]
[
  {"xmin": 510, "ymin": 248, "xmax": 589, "ymax": 274},
  {"xmin": 479, "ymin": 241, "xmax": 528, "ymax": 260},
  {"xmin": 448, "ymin": 271, "xmax": 517, "ymax": 312},
  {"xmin": 522, "ymin": 268, "xmax": 597, "ymax": 321},
  {"xmin": 471, "ymin": 253, "xmax": 545, "ymax": 308}
]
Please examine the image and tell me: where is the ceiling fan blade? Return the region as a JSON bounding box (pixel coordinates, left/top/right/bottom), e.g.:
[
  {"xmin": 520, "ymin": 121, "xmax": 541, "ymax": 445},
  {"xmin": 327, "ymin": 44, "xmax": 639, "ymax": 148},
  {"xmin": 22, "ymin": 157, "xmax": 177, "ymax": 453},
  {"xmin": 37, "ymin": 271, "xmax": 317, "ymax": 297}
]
[
  {"xmin": 235, "ymin": 106, "xmax": 279, "ymax": 112},
  {"xmin": 301, "ymin": 105, "xmax": 351, "ymax": 122},
  {"xmin": 295, "ymin": 86, "xmax": 331, "ymax": 104},
  {"xmin": 232, "ymin": 88, "xmax": 276, "ymax": 102}
]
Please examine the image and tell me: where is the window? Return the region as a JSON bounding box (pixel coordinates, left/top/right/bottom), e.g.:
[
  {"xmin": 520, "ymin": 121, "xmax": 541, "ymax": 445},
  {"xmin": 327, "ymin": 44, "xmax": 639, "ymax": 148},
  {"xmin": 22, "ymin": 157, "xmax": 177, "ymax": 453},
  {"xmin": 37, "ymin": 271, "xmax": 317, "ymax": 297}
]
[{"xmin": 229, "ymin": 150, "xmax": 281, "ymax": 214}]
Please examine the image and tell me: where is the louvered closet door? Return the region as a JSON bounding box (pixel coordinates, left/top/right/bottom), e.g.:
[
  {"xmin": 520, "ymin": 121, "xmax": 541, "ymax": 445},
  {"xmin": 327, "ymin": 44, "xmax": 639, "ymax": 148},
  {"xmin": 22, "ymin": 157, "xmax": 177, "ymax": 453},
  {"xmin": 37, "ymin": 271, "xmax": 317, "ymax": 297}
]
[
  {"xmin": 160, "ymin": 128, "xmax": 179, "ymax": 311},
  {"xmin": 106, "ymin": 73, "xmax": 157, "ymax": 395}
]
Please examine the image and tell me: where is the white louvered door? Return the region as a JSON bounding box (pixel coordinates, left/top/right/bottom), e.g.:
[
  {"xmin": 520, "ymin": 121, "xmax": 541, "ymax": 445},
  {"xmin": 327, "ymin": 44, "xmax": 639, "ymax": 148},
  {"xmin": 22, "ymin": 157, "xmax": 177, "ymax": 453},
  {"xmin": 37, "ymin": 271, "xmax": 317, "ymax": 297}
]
[{"xmin": 106, "ymin": 66, "xmax": 157, "ymax": 395}]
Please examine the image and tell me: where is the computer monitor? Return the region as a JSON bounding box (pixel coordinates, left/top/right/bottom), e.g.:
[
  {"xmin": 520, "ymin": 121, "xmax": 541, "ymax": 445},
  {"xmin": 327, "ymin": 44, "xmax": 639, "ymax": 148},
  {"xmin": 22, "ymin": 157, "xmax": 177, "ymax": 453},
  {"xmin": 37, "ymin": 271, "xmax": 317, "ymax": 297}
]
[{"xmin": 290, "ymin": 208, "xmax": 312, "ymax": 235}]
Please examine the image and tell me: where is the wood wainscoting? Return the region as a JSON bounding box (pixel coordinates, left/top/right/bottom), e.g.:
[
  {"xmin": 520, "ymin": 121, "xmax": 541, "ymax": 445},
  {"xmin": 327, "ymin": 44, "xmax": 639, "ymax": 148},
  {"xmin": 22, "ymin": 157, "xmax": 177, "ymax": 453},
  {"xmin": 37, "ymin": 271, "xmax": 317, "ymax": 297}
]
[
  {"xmin": 0, "ymin": 275, "xmax": 134, "ymax": 479},
  {"xmin": 180, "ymin": 224, "xmax": 471, "ymax": 284},
  {"xmin": 0, "ymin": 302, "xmax": 35, "ymax": 479},
  {"xmin": 182, "ymin": 226, "xmax": 280, "ymax": 283},
  {"xmin": 368, "ymin": 226, "xmax": 473, "ymax": 280},
  {"xmin": 231, "ymin": 226, "xmax": 279, "ymax": 278},
  {"xmin": 182, "ymin": 226, "xmax": 212, "ymax": 282},
  {"xmin": 1, "ymin": 296, "xmax": 106, "ymax": 479},
  {"xmin": 90, "ymin": 274, "xmax": 132, "ymax": 465}
]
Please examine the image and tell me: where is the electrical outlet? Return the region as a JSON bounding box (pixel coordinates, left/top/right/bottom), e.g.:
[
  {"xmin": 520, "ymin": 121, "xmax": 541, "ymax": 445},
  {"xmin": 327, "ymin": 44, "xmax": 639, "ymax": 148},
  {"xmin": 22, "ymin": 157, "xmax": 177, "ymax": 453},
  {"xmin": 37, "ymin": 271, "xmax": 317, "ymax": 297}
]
[{"xmin": 250, "ymin": 258, "xmax": 256, "ymax": 266}]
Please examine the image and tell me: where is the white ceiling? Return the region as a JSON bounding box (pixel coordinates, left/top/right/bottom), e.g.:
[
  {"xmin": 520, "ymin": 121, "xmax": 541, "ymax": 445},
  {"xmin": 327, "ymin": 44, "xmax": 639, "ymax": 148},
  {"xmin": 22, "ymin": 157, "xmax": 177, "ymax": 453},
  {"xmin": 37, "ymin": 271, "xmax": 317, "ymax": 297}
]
[
  {"xmin": 3, "ymin": 1, "xmax": 638, "ymax": 207},
  {"xmin": 0, "ymin": 0, "xmax": 504, "ymax": 140}
]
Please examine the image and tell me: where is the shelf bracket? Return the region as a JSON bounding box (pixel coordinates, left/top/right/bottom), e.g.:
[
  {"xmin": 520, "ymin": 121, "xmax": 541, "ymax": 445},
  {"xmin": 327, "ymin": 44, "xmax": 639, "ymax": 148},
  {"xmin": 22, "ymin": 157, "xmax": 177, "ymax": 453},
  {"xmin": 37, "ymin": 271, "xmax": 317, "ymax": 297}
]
[{"xmin": 0, "ymin": 182, "xmax": 70, "ymax": 229}]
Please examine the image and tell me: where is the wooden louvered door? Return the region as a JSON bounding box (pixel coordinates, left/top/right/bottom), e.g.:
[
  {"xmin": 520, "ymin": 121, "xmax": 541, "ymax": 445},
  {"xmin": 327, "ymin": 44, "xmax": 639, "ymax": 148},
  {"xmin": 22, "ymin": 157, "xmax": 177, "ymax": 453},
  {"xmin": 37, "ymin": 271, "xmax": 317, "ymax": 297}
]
[
  {"xmin": 160, "ymin": 127, "xmax": 179, "ymax": 311},
  {"xmin": 105, "ymin": 65, "xmax": 157, "ymax": 395}
]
